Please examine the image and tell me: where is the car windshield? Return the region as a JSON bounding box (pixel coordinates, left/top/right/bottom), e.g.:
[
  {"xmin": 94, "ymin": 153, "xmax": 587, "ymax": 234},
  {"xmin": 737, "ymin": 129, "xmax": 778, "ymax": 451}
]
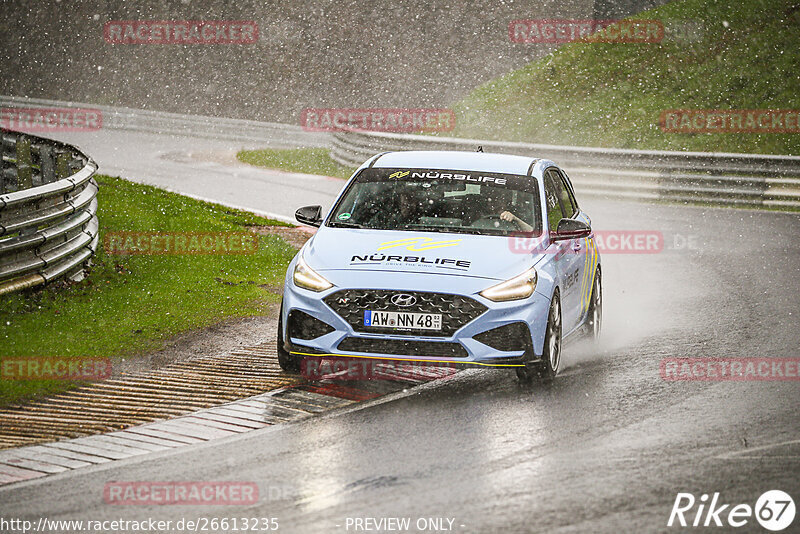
[{"xmin": 328, "ymin": 168, "xmax": 543, "ymax": 236}]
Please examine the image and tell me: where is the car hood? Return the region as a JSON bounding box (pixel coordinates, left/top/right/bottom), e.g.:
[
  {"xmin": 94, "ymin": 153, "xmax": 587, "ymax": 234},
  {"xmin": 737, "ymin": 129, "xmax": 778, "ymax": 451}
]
[{"xmin": 304, "ymin": 227, "xmax": 545, "ymax": 282}]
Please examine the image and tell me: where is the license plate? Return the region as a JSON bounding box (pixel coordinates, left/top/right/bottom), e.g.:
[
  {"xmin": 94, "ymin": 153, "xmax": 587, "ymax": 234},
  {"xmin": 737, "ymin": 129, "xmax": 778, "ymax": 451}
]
[{"xmin": 364, "ymin": 310, "xmax": 442, "ymax": 331}]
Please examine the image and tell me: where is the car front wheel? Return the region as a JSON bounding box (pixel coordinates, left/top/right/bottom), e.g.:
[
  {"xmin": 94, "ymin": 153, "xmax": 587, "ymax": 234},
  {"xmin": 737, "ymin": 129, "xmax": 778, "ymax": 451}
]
[{"xmin": 516, "ymin": 290, "xmax": 561, "ymax": 384}]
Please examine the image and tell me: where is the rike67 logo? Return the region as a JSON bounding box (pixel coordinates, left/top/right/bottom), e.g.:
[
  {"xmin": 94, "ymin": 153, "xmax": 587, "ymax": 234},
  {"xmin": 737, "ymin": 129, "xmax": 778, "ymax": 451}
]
[{"xmin": 669, "ymin": 490, "xmax": 795, "ymax": 531}]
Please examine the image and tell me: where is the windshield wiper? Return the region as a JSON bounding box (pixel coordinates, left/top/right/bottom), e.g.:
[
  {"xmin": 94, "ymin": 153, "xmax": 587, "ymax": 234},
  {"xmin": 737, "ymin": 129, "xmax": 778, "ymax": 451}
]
[
  {"xmin": 405, "ymin": 224, "xmax": 495, "ymax": 235},
  {"xmin": 328, "ymin": 221, "xmax": 365, "ymax": 228}
]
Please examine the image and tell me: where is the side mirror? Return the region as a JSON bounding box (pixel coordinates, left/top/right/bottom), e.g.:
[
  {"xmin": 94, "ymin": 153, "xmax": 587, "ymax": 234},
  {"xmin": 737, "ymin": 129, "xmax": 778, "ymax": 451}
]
[
  {"xmin": 295, "ymin": 205, "xmax": 323, "ymax": 227},
  {"xmin": 551, "ymin": 218, "xmax": 591, "ymax": 241}
]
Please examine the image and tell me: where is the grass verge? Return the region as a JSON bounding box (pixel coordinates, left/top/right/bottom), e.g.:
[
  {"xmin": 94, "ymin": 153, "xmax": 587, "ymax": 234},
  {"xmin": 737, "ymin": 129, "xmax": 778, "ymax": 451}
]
[
  {"xmin": 449, "ymin": 0, "xmax": 800, "ymax": 155},
  {"xmin": 0, "ymin": 175, "xmax": 297, "ymax": 405},
  {"xmin": 237, "ymin": 147, "xmax": 355, "ymax": 179}
]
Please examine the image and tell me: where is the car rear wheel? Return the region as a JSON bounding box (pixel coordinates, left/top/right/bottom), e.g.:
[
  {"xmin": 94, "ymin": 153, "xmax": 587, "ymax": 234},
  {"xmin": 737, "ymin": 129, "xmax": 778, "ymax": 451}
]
[
  {"xmin": 277, "ymin": 302, "xmax": 301, "ymax": 373},
  {"xmin": 516, "ymin": 291, "xmax": 561, "ymax": 384},
  {"xmin": 586, "ymin": 268, "xmax": 602, "ymax": 341}
]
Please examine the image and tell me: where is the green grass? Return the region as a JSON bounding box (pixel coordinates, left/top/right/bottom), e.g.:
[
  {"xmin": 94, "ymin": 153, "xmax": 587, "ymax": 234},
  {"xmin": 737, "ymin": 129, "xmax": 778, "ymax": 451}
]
[
  {"xmin": 238, "ymin": 147, "xmax": 355, "ymax": 179},
  {"xmin": 0, "ymin": 175, "xmax": 297, "ymax": 405},
  {"xmin": 450, "ymin": 0, "xmax": 800, "ymax": 155},
  {"xmin": 239, "ymin": 2, "xmax": 798, "ymax": 174}
]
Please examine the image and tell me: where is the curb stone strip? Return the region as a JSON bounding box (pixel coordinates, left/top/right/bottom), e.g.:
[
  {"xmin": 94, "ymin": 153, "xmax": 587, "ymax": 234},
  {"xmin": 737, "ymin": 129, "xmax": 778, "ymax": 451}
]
[
  {"xmin": 0, "ymin": 364, "xmax": 459, "ymax": 487},
  {"xmin": 119, "ymin": 427, "xmax": 204, "ymax": 445},
  {"xmin": 90, "ymin": 435, "xmax": 169, "ymax": 452},
  {"xmin": 8, "ymin": 450, "xmax": 92, "ymax": 469},
  {"xmin": 111, "ymin": 431, "xmax": 190, "ymax": 448},
  {"xmin": 0, "ymin": 342, "xmax": 303, "ymax": 448},
  {"xmin": 189, "ymin": 412, "xmax": 267, "ymax": 429}
]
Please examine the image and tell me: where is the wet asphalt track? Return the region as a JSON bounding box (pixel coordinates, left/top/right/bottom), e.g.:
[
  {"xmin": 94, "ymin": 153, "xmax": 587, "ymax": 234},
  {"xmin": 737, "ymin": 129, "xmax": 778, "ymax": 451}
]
[{"xmin": 1, "ymin": 131, "xmax": 799, "ymax": 533}]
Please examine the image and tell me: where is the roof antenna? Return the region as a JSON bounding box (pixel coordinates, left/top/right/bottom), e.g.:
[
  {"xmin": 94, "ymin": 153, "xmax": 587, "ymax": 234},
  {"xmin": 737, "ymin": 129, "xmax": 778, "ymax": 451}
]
[{"xmin": 476, "ymin": 145, "xmax": 483, "ymax": 152}]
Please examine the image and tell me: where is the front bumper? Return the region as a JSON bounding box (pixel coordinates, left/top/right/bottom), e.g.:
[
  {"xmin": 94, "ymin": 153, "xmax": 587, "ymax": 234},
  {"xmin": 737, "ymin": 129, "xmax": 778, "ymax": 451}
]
[{"xmin": 282, "ymin": 271, "xmax": 551, "ymax": 368}]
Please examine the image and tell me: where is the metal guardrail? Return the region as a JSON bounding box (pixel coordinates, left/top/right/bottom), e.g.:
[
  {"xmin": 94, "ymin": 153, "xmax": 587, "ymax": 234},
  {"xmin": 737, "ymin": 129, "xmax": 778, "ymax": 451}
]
[
  {"xmin": 0, "ymin": 130, "xmax": 99, "ymax": 295},
  {"xmin": 0, "ymin": 95, "xmax": 329, "ymax": 148},
  {"xmin": 331, "ymin": 130, "xmax": 800, "ymax": 209},
  {"xmin": 4, "ymin": 95, "xmax": 799, "ymax": 209}
]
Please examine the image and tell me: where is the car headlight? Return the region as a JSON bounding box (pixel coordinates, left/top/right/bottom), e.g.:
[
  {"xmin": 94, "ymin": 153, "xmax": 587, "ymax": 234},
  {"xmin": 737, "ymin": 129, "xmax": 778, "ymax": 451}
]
[
  {"xmin": 293, "ymin": 255, "xmax": 333, "ymax": 292},
  {"xmin": 480, "ymin": 268, "xmax": 538, "ymax": 302}
]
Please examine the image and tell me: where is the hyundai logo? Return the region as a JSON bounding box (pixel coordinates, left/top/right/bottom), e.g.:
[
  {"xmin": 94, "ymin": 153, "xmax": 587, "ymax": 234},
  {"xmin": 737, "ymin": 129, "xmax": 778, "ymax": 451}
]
[{"xmin": 390, "ymin": 293, "xmax": 417, "ymax": 307}]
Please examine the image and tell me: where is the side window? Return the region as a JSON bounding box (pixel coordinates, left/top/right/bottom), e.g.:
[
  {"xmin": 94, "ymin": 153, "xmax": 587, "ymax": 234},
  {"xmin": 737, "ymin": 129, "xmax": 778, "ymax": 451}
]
[
  {"xmin": 556, "ymin": 169, "xmax": 579, "ymax": 215},
  {"xmin": 543, "ymin": 171, "xmax": 564, "ymax": 232},
  {"xmin": 548, "ymin": 169, "xmax": 575, "ymax": 218},
  {"xmin": 558, "ymin": 170, "xmax": 581, "ymax": 215}
]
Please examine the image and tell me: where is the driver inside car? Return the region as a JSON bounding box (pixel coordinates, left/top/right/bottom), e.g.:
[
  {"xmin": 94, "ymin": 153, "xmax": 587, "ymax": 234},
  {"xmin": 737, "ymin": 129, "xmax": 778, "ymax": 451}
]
[
  {"xmin": 486, "ymin": 190, "xmax": 534, "ymax": 232},
  {"xmin": 499, "ymin": 210, "xmax": 533, "ymax": 232}
]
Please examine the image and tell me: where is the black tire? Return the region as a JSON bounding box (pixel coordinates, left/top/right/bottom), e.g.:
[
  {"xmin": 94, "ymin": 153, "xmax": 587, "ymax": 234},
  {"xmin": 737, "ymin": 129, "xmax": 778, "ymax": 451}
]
[
  {"xmin": 277, "ymin": 303, "xmax": 301, "ymax": 373},
  {"xmin": 586, "ymin": 268, "xmax": 602, "ymax": 341},
  {"xmin": 515, "ymin": 324, "xmax": 537, "ymax": 384},
  {"xmin": 535, "ymin": 291, "xmax": 562, "ymax": 383},
  {"xmin": 516, "ymin": 291, "xmax": 562, "ymax": 384},
  {"xmin": 515, "ymin": 364, "xmax": 535, "ymax": 384}
]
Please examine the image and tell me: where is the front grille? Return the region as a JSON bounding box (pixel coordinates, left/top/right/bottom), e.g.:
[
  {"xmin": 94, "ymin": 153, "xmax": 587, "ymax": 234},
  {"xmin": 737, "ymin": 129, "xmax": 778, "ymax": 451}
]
[
  {"xmin": 337, "ymin": 337, "xmax": 469, "ymax": 358},
  {"xmin": 324, "ymin": 289, "xmax": 487, "ymax": 337},
  {"xmin": 288, "ymin": 310, "xmax": 335, "ymax": 340},
  {"xmin": 473, "ymin": 322, "xmax": 532, "ymax": 353}
]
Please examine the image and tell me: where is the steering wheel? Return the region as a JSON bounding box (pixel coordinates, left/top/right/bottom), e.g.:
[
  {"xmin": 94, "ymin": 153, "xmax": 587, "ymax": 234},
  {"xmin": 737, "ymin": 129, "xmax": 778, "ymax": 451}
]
[{"xmin": 471, "ymin": 214, "xmax": 516, "ymax": 229}]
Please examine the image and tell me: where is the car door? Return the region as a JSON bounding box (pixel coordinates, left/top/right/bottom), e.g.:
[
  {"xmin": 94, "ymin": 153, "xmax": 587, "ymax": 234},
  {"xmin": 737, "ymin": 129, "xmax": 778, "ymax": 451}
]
[
  {"xmin": 544, "ymin": 168, "xmax": 584, "ymax": 333},
  {"xmin": 556, "ymin": 168, "xmax": 596, "ymax": 326}
]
